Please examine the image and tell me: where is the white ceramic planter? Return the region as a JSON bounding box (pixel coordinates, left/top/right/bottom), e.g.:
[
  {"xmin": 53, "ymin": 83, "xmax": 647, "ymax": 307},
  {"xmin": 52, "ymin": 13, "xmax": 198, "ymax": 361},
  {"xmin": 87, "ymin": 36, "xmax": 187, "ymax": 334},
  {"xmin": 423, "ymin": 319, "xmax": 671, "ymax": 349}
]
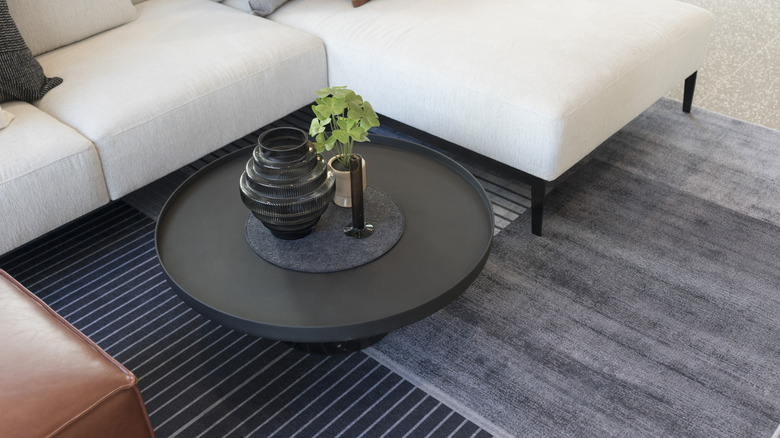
[{"xmin": 328, "ymin": 155, "xmax": 366, "ymax": 208}]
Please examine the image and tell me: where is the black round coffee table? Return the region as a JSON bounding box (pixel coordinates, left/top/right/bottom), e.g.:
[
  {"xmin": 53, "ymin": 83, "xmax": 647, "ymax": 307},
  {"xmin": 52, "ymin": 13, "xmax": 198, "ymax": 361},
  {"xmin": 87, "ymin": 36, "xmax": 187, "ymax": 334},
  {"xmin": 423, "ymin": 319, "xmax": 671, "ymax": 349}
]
[{"xmin": 155, "ymin": 135, "xmax": 493, "ymax": 353}]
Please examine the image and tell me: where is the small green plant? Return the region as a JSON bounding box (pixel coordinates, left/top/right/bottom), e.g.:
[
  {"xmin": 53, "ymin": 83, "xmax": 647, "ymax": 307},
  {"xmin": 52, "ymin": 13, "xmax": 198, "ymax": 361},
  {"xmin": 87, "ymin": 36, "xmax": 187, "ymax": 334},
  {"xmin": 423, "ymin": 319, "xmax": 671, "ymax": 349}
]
[{"xmin": 309, "ymin": 86, "xmax": 380, "ymax": 170}]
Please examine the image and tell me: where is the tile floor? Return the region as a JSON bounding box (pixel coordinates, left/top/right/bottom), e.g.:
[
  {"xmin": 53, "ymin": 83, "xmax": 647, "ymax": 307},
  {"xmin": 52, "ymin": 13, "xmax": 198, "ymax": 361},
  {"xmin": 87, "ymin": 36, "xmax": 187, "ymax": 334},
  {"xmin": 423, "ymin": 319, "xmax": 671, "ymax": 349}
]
[{"xmin": 666, "ymin": 0, "xmax": 780, "ymax": 130}]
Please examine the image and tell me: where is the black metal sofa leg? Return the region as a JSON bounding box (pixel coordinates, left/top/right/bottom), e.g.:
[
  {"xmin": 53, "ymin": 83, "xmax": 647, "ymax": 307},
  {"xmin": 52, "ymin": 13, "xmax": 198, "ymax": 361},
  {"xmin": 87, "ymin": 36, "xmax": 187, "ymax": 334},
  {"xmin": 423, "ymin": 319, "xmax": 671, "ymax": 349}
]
[
  {"xmin": 531, "ymin": 178, "xmax": 546, "ymax": 236},
  {"xmin": 528, "ymin": 71, "xmax": 697, "ymax": 236},
  {"xmin": 682, "ymin": 71, "xmax": 697, "ymax": 113}
]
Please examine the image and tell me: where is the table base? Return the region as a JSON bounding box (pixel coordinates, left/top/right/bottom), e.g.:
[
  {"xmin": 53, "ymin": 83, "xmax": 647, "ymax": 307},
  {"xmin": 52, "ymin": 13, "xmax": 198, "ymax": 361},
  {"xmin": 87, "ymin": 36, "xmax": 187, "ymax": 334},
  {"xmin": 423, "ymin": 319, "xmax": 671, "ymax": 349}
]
[{"xmin": 285, "ymin": 334, "xmax": 387, "ymax": 354}]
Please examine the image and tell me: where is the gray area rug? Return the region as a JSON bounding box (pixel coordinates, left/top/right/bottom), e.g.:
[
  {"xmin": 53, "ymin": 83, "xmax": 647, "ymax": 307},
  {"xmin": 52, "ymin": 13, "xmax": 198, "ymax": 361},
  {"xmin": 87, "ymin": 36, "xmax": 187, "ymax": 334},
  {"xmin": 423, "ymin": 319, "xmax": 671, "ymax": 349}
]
[{"xmin": 366, "ymin": 98, "xmax": 780, "ymax": 437}]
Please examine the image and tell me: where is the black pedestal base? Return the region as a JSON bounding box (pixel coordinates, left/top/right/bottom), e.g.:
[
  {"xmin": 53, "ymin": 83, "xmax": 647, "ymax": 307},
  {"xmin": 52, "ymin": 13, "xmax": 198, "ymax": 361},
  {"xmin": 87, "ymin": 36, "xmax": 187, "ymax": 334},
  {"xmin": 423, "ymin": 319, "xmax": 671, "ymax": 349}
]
[{"xmin": 285, "ymin": 334, "xmax": 387, "ymax": 354}]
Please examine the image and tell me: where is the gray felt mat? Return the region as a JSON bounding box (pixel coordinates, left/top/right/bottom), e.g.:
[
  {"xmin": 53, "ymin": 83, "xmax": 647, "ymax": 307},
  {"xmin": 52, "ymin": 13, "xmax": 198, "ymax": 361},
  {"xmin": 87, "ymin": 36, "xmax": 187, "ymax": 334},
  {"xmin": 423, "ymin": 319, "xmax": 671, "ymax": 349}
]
[{"xmin": 245, "ymin": 186, "xmax": 405, "ymax": 272}]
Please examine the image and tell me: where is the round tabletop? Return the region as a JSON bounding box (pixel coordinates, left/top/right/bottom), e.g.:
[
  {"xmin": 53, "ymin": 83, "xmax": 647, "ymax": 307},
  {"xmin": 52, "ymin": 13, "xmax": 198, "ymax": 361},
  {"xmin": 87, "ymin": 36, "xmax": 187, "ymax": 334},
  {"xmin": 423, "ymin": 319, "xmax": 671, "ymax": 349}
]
[{"xmin": 155, "ymin": 135, "xmax": 493, "ymax": 345}]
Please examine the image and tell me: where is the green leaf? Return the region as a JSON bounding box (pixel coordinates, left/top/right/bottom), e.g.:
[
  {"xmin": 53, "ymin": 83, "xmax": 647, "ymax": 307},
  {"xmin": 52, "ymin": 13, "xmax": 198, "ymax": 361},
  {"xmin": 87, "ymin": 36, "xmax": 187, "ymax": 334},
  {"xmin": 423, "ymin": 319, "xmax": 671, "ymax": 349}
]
[
  {"xmin": 347, "ymin": 107, "xmax": 364, "ymax": 120},
  {"xmin": 347, "ymin": 125, "xmax": 366, "ymax": 139},
  {"xmin": 319, "ymin": 97, "xmax": 347, "ymax": 117},
  {"xmin": 332, "ymin": 129, "xmax": 350, "ymax": 144},
  {"xmin": 311, "ymin": 132, "xmax": 327, "ymax": 153},
  {"xmin": 351, "ymin": 127, "xmax": 369, "ymax": 143},
  {"xmin": 309, "ymin": 118, "xmax": 328, "ymax": 137},
  {"xmin": 337, "ymin": 118, "xmax": 357, "ymax": 132},
  {"xmin": 324, "ymin": 135, "xmax": 338, "ymax": 150},
  {"xmin": 312, "ymin": 103, "xmax": 332, "ymax": 121},
  {"xmin": 315, "ymin": 85, "xmax": 346, "ymax": 99},
  {"xmin": 333, "ymin": 88, "xmax": 355, "ymax": 100},
  {"xmin": 361, "ymin": 101, "xmax": 380, "ymax": 128},
  {"xmin": 344, "ymin": 91, "xmax": 363, "ymax": 107}
]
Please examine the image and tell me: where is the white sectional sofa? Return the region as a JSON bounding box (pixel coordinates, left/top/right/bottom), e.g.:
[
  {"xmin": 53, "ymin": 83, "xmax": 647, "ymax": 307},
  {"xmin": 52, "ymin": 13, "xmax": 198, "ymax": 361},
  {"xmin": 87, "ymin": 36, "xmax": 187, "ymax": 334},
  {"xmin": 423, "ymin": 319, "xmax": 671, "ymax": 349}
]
[
  {"xmin": 0, "ymin": 0, "xmax": 327, "ymax": 254},
  {"xmin": 0, "ymin": 0, "xmax": 712, "ymax": 254}
]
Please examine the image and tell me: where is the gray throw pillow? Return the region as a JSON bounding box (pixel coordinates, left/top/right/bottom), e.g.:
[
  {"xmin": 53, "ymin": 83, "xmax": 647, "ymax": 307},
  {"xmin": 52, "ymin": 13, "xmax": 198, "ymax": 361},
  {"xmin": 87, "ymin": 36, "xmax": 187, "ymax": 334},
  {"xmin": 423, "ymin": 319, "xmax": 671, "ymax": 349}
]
[
  {"xmin": 0, "ymin": 0, "xmax": 62, "ymax": 103},
  {"xmin": 248, "ymin": 0, "xmax": 288, "ymax": 16},
  {"xmin": 248, "ymin": 0, "xmax": 370, "ymax": 16}
]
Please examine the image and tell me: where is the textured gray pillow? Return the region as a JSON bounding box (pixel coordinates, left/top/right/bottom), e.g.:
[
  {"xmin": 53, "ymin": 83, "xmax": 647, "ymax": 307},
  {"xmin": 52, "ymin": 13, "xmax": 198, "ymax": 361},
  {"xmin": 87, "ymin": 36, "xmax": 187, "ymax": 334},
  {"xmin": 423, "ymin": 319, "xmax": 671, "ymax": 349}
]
[
  {"xmin": 0, "ymin": 0, "xmax": 62, "ymax": 103},
  {"xmin": 248, "ymin": 0, "xmax": 369, "ymax": 16},
  {"xmin": 248, "ymin": 0, "xmax": 288, "ymax": 16}
]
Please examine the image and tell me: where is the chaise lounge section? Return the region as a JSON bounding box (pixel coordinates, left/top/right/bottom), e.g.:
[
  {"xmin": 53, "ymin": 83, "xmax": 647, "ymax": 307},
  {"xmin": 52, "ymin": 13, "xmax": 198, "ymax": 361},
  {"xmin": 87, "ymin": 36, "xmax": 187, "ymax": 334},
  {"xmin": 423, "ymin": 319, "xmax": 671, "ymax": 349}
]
[{"xmin": 267, "ymin": 0, "xmax": 714, "ymax": 235}]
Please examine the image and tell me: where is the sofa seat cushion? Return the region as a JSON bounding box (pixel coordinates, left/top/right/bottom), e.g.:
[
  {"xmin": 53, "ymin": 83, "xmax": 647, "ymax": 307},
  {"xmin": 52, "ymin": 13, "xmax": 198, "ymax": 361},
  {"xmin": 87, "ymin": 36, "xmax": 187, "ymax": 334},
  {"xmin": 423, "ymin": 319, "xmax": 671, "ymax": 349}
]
[
  {"xmin": 0, "ymin": 101, "xmax": 109, "ymax": 255},
  {"xmin": 269, "ymin": 0, "xmax": 713, "ymax": 181},
  {"xmin": 35, "ymin": 0, "xmax": 327, "ymax": 199},
  {"xmin": 0, "ymin": 270, "xmax": 155, "ymax": 437}
]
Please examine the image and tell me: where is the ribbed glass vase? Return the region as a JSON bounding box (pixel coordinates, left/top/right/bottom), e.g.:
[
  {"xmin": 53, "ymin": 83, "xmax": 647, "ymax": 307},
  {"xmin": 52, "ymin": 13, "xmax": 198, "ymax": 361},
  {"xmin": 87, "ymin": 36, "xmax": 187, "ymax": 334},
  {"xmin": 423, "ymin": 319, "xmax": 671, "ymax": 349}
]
[{"xmin": 240, "ymin": 127, "xmax": 335, "ymax": 239}]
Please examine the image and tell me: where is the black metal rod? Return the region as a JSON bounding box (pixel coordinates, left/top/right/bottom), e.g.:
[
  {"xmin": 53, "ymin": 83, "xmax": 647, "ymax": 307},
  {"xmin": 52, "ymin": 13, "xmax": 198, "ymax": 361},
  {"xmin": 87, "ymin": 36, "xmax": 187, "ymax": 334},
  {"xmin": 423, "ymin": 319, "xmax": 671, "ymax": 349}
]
[{"xmin": 350, "ymin": 155, "xmax": 365, "ymax": 230}]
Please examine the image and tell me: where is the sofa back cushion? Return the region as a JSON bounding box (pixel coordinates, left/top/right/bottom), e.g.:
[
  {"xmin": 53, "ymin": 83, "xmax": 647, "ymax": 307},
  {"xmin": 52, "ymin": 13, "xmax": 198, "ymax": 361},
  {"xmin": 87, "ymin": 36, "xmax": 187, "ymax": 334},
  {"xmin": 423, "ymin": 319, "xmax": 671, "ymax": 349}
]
[
  {"xmin": 223, "ymin": 0, "xmax": 252, "ymax": 13},
  {"xmin": 8, "ymin": 0, "xmax": 137, "ymax": 56}
]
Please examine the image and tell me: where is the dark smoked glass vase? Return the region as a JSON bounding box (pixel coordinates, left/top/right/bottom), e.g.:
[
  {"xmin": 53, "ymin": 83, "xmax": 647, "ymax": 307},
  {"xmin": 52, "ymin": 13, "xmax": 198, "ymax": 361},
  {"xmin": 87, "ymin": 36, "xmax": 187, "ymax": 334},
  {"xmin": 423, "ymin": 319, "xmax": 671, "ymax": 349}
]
[{"xmin": 240, "ymin": 127, "xmax": 335, "ymax": 239}]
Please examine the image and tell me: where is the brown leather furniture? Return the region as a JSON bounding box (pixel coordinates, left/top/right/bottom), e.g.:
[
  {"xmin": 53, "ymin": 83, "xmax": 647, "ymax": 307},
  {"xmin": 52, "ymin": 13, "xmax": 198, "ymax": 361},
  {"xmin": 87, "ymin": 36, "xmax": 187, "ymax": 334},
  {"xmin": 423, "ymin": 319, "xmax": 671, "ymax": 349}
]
[{"xmin": 0, "ymin": 269, "xmax": 156, "ymax": 438}]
